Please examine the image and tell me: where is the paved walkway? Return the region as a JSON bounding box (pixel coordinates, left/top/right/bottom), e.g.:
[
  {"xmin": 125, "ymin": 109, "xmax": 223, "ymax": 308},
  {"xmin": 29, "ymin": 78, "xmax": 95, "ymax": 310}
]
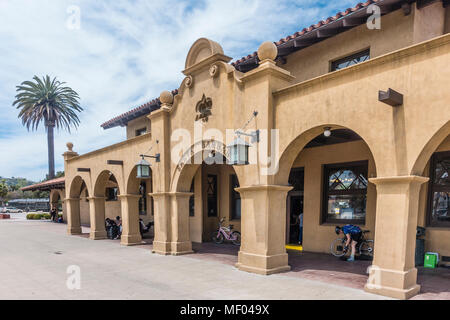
[{"xmin": 0, "ymin": 217, "xmax": 389, "ymax": 300}]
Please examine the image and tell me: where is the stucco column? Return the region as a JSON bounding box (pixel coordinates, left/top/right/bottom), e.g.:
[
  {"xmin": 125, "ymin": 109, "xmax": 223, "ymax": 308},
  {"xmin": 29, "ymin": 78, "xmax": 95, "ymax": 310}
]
[
  {"xmin": 170, "ymin": 192, "xmax": 194, "ymax": 255},
  {"xmin": 150, "ymin": 193, "xmax": 172, "ymax": 255},
  {"xmin": 365, "ymin": 175, "xmax": 429, "ymax": 300},
  {"xmin": 65, "ymin": 198, "xmax": 82, "ymax": 235},
  {"xmin": 235, "ymin": 185, "xmax": 293, "ymax": 275},
  {"xmin": 118, "ymin": 194, "xmax": 142, "ymax": 246},
  {"xmin": 87, "ymin": 197, "xmax": 107, "ymax": 240}
]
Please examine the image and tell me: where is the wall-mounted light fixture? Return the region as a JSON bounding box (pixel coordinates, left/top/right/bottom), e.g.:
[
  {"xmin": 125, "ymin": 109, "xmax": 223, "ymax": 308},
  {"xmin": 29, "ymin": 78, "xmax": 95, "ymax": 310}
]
[
  {"xmin": 227, "ymin": 111, "xmax": 260, "ymax": 166},
  {"xmin": 324, "ymin": 127, "xmax": 332, "ymax": 138},
  {"xmin": 136, "ymin": 140, "xmax": 160, "ymax": 179}
]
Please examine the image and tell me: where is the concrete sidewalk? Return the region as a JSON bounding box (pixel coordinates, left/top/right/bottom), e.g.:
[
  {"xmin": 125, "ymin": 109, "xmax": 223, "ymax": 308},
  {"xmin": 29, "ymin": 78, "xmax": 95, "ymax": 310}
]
[{"xmin": 0, "ymin": 219, "xmax": 389, "ymax": 300}]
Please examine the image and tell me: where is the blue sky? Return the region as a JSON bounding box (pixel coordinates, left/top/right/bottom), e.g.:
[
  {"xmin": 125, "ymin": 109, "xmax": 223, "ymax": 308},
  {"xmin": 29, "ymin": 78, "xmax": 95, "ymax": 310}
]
[{"xmin": 0, "ymin": 0, "xmax": 357, "ymax": 181}]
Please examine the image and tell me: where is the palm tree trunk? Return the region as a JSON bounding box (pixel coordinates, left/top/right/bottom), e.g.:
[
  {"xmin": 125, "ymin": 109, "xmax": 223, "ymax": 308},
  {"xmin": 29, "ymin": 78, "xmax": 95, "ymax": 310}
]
[{"xmin": 47, "ymin": 124, "xmax": 55, "ymax": 180}]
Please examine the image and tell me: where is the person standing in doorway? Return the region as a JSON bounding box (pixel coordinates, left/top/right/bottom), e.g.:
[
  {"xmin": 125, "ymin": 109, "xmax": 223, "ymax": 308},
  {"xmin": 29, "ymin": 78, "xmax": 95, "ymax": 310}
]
[{"xmin": 298, "ymin": 211, "xmax": 303, "ymax": 245}]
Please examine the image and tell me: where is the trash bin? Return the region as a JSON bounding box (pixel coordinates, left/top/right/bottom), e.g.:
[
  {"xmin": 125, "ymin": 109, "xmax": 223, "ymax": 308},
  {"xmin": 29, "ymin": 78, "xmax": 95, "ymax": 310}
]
[
  {"xmin": 415, "ymin": 226, "xmax": 426, "ymax": 267},
  {"xmin": 424, "ymin": 252, "xmax": 439, "ymax": 268}
]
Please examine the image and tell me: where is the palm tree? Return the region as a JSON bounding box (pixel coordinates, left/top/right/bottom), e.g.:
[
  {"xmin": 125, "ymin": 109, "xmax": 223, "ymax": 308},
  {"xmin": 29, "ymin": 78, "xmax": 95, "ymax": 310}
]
[{"xmin": 13, "ymin": 75, "xmax": 83, "ymax": 180}]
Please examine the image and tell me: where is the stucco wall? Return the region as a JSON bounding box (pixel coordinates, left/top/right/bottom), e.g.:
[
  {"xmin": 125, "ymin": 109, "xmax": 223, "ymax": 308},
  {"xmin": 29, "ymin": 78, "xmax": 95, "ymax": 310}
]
[
  {"xmin": 126, "ymin": 116, "xmax": 150, "ymax": 140},
  {"xmin": 417, "ymin": 135, "xmax": 450, "ymax": 257},
  {"xmin": 282, "ymin": 9, "xmax": 415, "ymax": 84},
  {"xmin": 413, "ymin": 1, "xmax": 446, "ymax": 44},
  {"xmin": 291, "ymin": 140, "xmax": 377, "ymax": 254},
  {"xmin": 282, "ymin": 5, "xmax": 446, "ymax": 85}
]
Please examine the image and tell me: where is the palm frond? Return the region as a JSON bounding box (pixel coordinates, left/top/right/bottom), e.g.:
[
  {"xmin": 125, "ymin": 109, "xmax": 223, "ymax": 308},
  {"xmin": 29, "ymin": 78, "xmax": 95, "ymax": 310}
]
[{"xmin": 12, "ymin": 75, "xmax": 83, "ymax": 132}]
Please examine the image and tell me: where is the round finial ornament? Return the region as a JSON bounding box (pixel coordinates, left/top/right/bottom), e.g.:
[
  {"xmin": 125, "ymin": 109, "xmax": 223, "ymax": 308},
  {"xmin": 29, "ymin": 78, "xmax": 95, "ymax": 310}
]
[
  {"xmin": 66, "ymin": 142, "xmax": 74, "ymax": 152},
  {"xmin": 257, "ymin": 41, "xmax": 278, "ymax": 62},
  {"xmin": 160, "ymin": 90, "xmax": 174, "ymax": 105}
]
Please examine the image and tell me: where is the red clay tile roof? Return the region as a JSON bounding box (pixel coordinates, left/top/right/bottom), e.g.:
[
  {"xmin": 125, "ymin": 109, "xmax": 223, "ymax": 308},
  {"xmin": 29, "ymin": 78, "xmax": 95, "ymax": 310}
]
[
  {"xmin": 232, "ymin": 0, "xmax": 384, "ymax": 68},
  {"xmin": 101, "ymin": 89, "xmax": 178, "ymax": 129},
  {"xmin": 21, "ymin": 177, "xmax": 65, "ymax": 192}
]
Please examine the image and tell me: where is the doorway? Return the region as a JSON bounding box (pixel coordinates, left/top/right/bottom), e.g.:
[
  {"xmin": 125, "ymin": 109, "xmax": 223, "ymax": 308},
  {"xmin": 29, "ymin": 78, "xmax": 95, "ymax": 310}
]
[
  {"xmin": 288, "ymin": 194, "xmax": 304, "ymax": 244},
  {"xmin": 286, "ymin": 168, "xmax": 305, "ymax": 246}
]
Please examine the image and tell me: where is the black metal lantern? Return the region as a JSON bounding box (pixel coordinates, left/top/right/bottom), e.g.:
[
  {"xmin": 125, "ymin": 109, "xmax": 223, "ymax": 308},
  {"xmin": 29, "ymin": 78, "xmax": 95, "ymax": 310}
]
[
  {"xmin": 136, "ymin": 157, "xmax": 151, "ymax": 179},
  {"xmin": 227, "ymin": 137, "xmax": 250, "ymax": 166}
]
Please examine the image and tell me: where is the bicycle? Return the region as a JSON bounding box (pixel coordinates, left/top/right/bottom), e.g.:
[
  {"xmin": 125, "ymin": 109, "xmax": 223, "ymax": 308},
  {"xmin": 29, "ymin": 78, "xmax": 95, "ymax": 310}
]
[
  {"xmin": 330, "ymin": 230, "xmax": 374, "ymax": 258},
  {"xmin": 211, "ymin": 218, "xmax": 241, "ymax": 246}
]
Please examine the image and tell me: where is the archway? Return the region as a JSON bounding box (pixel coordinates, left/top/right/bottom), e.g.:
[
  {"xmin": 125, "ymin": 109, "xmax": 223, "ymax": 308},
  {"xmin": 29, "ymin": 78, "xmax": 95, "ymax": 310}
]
[
  {"xmin": 279, "ymin": 126, "xmax": 377, "ymax": 256},
  {"xmin": 151, "ymin": 143, "xmax": 243, "ymax": 258},
  {"xmin": 413, "ymin": 121, "xmax": 450, "ymax": 270},
  {"xmin": 67, "ymin": 176, "xmax": 91, "ymax": 235},
  {"xmin": 50, "ymin": 189, "xmax": 63, "ymax": 213},
  {"xmin": 257, "ymin": 125, "xmax": 379, "ymax": 287},
  {"xmin": 91, "ymin": 170, "xmax": 121, "ymax": 240},
  {"xmin": 174, "ymin": 148, "xmax": 242, "ymax": 243},
  {"xmin": 126, "ymin": 166, "xmax": 154, "ymax": 242}
]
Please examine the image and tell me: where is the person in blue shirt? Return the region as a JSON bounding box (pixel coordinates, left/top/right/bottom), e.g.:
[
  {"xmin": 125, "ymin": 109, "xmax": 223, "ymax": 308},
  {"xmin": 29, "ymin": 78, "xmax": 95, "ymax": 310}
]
[
  {"xmin": 335, "ymin": 225, "xmax": 362, "ymax": 262},
  {"xmin": 298, "ymin": 212, "xmax": 303, "ymax": 245}
]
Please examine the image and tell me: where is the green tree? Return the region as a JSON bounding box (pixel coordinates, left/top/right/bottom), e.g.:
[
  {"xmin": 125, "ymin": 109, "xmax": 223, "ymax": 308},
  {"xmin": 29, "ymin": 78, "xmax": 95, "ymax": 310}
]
[
  {"xmin": 45, "ymin": 171, "xmax": 64, "ymax": 181},
  {"xmin": 0, "ymin": 183, "xmax": 8, "ymax": 206},
  {"xmin": 13, "ymin": 75, "xmax": 83, "ymax": 179}
]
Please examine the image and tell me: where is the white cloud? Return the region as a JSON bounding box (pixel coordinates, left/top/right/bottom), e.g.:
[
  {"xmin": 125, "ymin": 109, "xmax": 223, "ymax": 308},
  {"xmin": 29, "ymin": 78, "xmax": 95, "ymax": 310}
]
[{"xmin": 0, "ymin": 0, "xmax": 357, "ymax": 181}]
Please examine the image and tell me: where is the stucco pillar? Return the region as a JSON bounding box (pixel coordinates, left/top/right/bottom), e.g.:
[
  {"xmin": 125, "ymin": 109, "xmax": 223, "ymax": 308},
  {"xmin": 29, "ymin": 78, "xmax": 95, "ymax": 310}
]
[
  {"xmin": 65, "ymin": 198, "xmax": 82, "ymax": 235},
  {"xmin": 150, "ymin": 193, "xmax": 172, "ymax": 255},
  {"xmin": 170, "ymin": 192, "xmax": 194, "ymax": 255},
  {"xmin": 148, "ymin": 96, "xmax": 174, "ymax": 255},
  {"xmin": 235, "ymin": 185, "xmax": 293, "ymax": 275},
  {"xmin": 87, "ymin": 197, "xmax": 107, "ymax": 240},
  {"xmin": 365, "ymin": 175, "xmax": 429, "ymax": 300},
  {"xmin": 118, "ymin": 194, "xmax": 142, "ymax": 246}
]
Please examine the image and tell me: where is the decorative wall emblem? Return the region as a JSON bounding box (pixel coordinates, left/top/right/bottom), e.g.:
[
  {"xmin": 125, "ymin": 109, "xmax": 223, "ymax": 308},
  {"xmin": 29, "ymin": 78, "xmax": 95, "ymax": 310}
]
[
  {"xmin": 184, "ymin": 75, "xmax": 193, "ymax": 88},
  {"xmin": 209, "ymin": 64, "xmax": 219, "ymax": 78},
  {"xmin": 195, "ymin": 94, "xmax": 212, "ymax": 122}
]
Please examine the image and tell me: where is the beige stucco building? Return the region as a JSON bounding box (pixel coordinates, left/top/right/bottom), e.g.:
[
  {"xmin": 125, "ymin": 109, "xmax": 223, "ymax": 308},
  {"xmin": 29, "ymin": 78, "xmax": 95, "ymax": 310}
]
[{"xmin": 36, "ymin": 0, "xmax": 450, "ymax": 299}]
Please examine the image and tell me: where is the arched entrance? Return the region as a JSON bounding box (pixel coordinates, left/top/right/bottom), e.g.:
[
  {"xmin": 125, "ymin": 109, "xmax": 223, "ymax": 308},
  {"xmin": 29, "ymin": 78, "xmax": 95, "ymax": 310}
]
[
  {"xmin": 150, "ymin": 142, "xmax": 243, "ymax": 257},
  {"xmin": 413, "ymin": 122, "xmax": 450, "ymax": 293},
  {"xmin": 126, "ymin": 166, "xmax": 154, "ymax": 243},
  {"xmin": 235, "ymin": 125, "xmax": 380, "ymax": 278},
  {"xmin": 90, "ymin": 170, "xmax": 122, "ymax": 240},
  {"xmin": 280, "ymin": 127, "xmax": 377, "ymax": 256},
  {"xmin": 175, "ymin": 149, "xmax": 242, "ymax": 245},
  {"xmin": 49, "ymin": 189, "xmax": 63, "ymax": 214},
  {"xmin": 67, "ymin": 176, "xmax": 91, "ymax": 235}
]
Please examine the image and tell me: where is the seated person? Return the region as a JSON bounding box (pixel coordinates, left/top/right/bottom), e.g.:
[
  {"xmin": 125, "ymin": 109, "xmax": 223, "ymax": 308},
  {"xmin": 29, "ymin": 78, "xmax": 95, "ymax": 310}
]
[
  {"xmin": 139, "ymin": 218, "xmax": 154, "ymax": 236},
  {"xmin": 105, "ymin": 218, "xmax": 116, "ymax": 239},
  {"xmin": 115, "ymin": 216, "xmax": 122, "ymax": 239}
]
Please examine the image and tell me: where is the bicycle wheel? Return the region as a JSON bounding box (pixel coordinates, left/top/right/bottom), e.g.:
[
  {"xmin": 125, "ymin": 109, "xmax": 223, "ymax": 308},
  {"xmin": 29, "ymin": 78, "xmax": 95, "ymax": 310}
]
[
  {"xmin": 231, "ymin": 231, "xmax": 241, "ymax": 246},
  {"xmin": 330, "ymin": 238, "xmax": 347, "ymax": 257},
  {"xmin": 211, "ymin": 230, "xmax": 224, "ymax": 244},
  {"xmin": 359, "ymin": 240, "xmax": 374, "ymax": 257}
]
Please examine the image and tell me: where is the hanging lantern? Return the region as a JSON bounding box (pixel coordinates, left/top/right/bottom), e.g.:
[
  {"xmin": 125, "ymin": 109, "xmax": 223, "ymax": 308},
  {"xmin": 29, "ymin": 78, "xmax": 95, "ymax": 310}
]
[
  {"xmin": 136, "ymin": 157, "xmax": 151, "ymax": 179},
  {"xmin": 227, "ymin": 137, "xmax": 250, "ymax": 166}
]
